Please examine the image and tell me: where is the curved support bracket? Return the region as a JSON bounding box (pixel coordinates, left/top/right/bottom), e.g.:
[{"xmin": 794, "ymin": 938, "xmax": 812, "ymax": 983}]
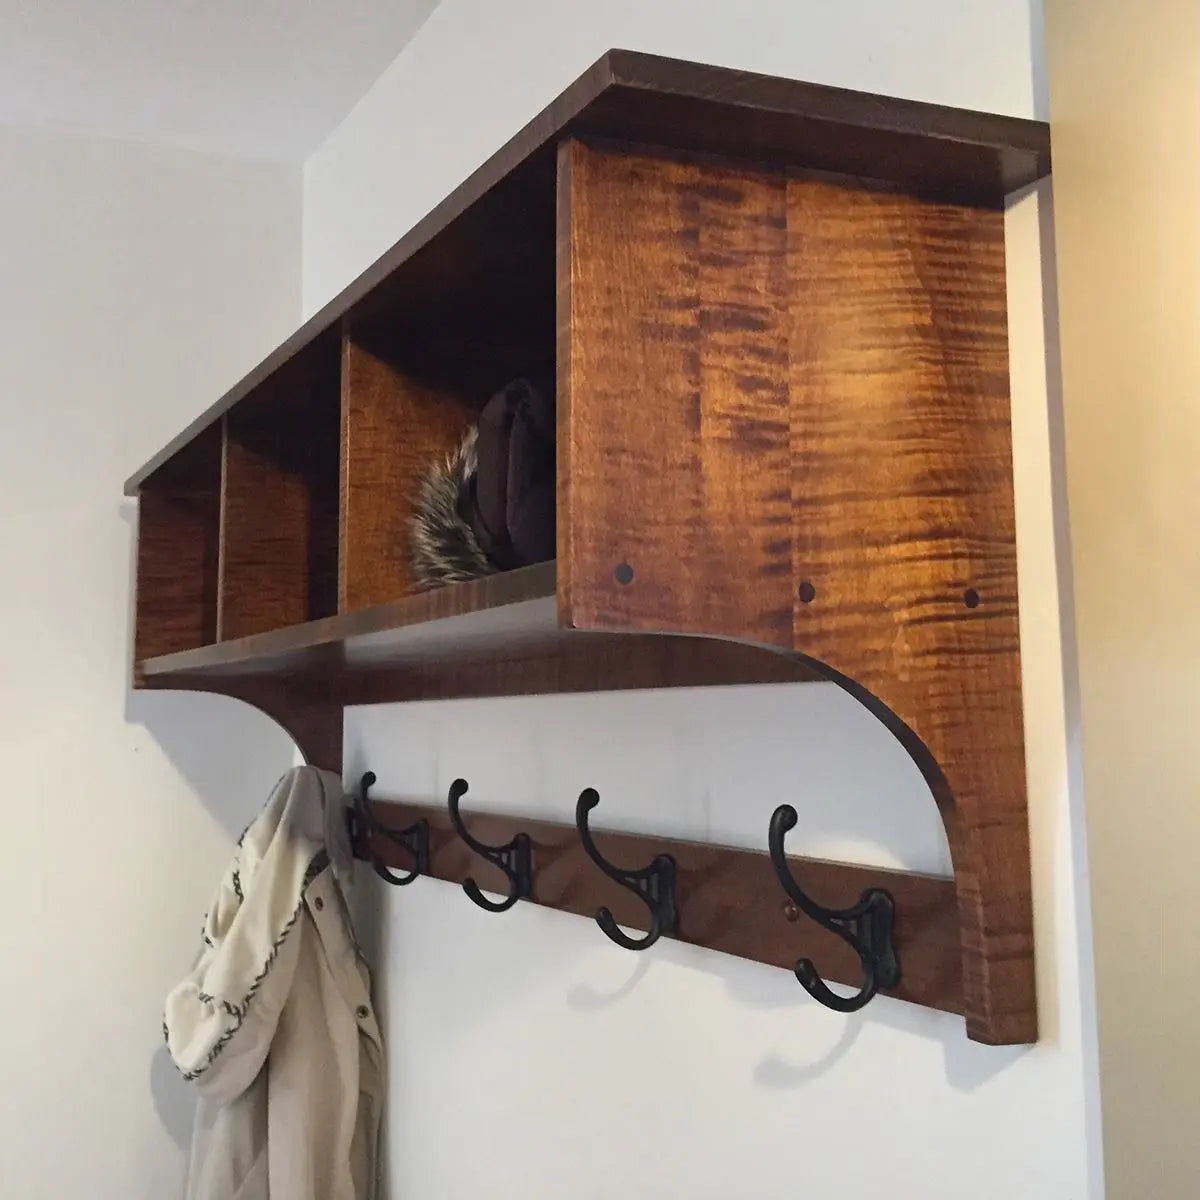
[
  {"xmin": 447, "ymin": 778, "xmax": 532, "ymax": 913},
  {"xmin": 768, "ymin": 804, "xmax": 899, "ymax": 1011},
  {"xmin": 575, "ymin": 788, "xmax": 677, "ymax": 950},
  {"xmin": 559, "ymin": 138, "xmax": 1035, "ymax": 1042},
  {"xmin": 137, "ymin": 675, "xmax": 345, "ymax": 771}
]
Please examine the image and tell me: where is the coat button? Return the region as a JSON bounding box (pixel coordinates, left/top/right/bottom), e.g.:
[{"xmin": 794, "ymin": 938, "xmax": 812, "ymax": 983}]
[
  {"xmin": 356, "ymin": 1005, "xmax": 370, "ymax": 1020},
  {"xmin": 313, "ymin": 897, "xmax": 324, "ymax": 911}
]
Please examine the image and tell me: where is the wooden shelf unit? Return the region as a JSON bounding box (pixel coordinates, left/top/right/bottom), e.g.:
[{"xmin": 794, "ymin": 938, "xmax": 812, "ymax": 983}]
[{"xmin": 126, "ymin": 50, "xmax": 1051, "ymax": 1045}]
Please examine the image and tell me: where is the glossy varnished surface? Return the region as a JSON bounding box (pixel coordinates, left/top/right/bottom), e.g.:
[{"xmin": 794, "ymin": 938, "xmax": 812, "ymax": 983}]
[
  {"xmin": 784, "ymin": 182, "xmax": 1030, "ymax": 1042},
  {"xmin": 559, "ymin": 142, "xmax": 1033, "ymax": 1042},
  {"xmin": 367, "ymin": 796, "xmax": 962, "ymax": 1016},
  {"xmin": 139, "ymin": 562, "xmax": 823, "ymax": 702},
  {"xmin": 144, "ymin": 564, "xmax": 560, "ymax": 674},
  {"xmin": 559, "ymin": 140, "xmax": 795, "ymax": 644}
]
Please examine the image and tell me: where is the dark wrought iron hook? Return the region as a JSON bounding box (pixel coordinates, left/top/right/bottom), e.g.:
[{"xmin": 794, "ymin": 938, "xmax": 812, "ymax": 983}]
[
  {"xmin": 575, "ymin": 788, "xmax": 677, "ymax": 951},
  {"xmin": 350, "ymin": 771, "xmax": 429, "ymax": 886},
  {"xmin": 446, "ymin": 778, "xmax": 532, "ymax": 913},
  {"xmin": 768, "ymin": 804, "xmax": 899, "ymax": 1012}
]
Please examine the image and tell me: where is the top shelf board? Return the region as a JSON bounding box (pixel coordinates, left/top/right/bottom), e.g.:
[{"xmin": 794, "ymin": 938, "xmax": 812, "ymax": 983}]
[{"xmin": 124, "ymin": 49, "xmax": 1050, "ymax": 495}]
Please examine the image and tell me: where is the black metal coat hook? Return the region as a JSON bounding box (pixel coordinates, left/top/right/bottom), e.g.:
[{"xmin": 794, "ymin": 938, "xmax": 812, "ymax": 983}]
[
  {"xmin": 351, "ymin": 772, "xmax": 429, "ymax": 886},
  {"xmin": 576, "ymin": 788, "xmax": 677, "ymax": 951},
  {"xmin": 768, "ymin": 804, "xmax": 899, "ymax": 1012},
  {"xmin": 447, "ymin": 778, "xmax": 532, "ymax": 913}
]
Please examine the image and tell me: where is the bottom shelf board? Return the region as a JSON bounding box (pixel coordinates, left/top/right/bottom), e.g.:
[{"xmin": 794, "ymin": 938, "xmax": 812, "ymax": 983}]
[
  {"xmin": 138, "ymin": 562, "xmax": 822, "ymax": 704},
  {"xmin": 366, "ymin": 796, "xmax": 962, "ymax": 1018}
]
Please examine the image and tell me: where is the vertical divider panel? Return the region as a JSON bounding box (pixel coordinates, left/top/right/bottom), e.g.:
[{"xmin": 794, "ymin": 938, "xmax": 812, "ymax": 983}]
[
  {"xmin": 556, "ymin": 138, "xmax": 795, "ymax": 643},
  {"xmin": 219, "ymin": 329, "xmax": 342, "ymax": 640},
  {"xmin": 338, "ymin": 320, "xmax": 477, "ymax": 613}
]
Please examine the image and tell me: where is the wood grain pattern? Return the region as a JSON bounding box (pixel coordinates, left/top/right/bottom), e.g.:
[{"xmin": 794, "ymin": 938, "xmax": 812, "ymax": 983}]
[
  {"xmin": 560, "ymin": 141, "xmax": 1034, "ymax": 1043},
  {"xmin": 366, "ymin": 796, "xmax": 961, "ymax": 1015},
  {"xmin": 133, "ymin": 424, "xmax": 222, "ymax": 667},
  {"xmin": 339, "ymin": 326, "xmax": 478, "ymax": 612},
  {"xmin": 124, "ymin": 50, "xmax": 1049, "ymax": 495},
  {"xmin": 220, "ymin": 329, "xmax": 342, "ymax": 640},
  {"xmin": 558, "ymin": 140, "xmax": 794, "ymax": 644},
  {"xmin": 784, "ymin": 181, "xmax": 1032, "ymax": 1044}
]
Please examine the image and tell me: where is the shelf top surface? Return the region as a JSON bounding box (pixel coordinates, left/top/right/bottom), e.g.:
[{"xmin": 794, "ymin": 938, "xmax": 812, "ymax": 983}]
[
  {"xmin": 124, "ymin": 48, "xmax": 1050, "ymax": 495},
  {"xmin": 137, "ymin": 562, "xmax": 823, "ymax": 700},
  {"xmin": 140, "ymin": 563, "xmax": 560, "ymax": 678}
]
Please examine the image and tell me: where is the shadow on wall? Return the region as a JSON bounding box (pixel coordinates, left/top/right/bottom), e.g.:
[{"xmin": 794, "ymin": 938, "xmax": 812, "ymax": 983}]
[
  {"xmin": 125, "ymin": 687, "xmax": 296, "ymax": 837},
  {"xmin": 119, "ymin": 501, "xmax": 296, "ymax": 840},
  {"xmin": 119, "ymin": 500, "xmax": 297, "ymax": 1169},
  {"xmin": 566, "ymin": 929, "xmax": 1027, "ymax": 1093},
  {"xmin": 151, "ymin": 1044, "xmax": 197, "ymax": 1151}
]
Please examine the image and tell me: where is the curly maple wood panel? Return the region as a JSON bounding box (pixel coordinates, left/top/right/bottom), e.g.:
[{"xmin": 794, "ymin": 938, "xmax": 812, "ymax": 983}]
[
  {"xmin": 558, "ymin": 141, "xmax": 795, "ymax": 643},
  {"xmin": 220, "ymin": 332, "xmax": 342, "ymax": 640},
  {"xmin": 559, "ymin": 139, "xmax": 1034, "ymax": 1044},
  {"xmin": 785, "ymin": 182, "xmax": 1031, "ymax": 1045},
  {"xmin": 339, "ymin": 325, "xmax": 478, "ymax": 612}
]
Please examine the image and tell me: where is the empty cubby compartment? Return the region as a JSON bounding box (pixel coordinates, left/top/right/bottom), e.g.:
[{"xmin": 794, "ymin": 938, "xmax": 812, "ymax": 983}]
[
  {"xmin": 219, "ymin": 327, "xmax": 342, "ymax": 640},
  {"xmin": 134, "ymin": 423, "xmax": 223, "ymax": 664}
]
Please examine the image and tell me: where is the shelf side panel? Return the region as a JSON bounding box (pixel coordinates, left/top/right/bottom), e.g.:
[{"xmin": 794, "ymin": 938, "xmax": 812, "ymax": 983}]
[
  {"xmin": 783, "ymin": 179, "xmax": 1032, "ymax": 1044},
  {"xmin": 133, "ymin": 424, "xmax": 223, "ymax": 668},
  {"xmin": 559, "ymin": 139, "xmax": 1034, "ymax": 1044}
]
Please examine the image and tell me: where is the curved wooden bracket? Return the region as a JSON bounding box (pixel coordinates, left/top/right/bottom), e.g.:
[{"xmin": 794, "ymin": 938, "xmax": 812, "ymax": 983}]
[
  {"xmin": 138, "ymin": 674, "xmax": 344, "ymax": 772},
  {"xmin": 560, "ymin": 140, "xmax": 1036, "ymax": 1044}
]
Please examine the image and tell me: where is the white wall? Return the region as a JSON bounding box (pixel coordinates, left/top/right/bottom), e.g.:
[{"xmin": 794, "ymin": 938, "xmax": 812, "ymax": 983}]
[
  {"xmin": 304, "ymin": 3, "xmax": 1099, "ymax": 1198},
  {"xmin": 0, "ymin": 127, "xmax": 299, "ymax": 1199},
  {"xmin": 302, "ymin": 0, "xmax": 1041, "ymax": 313},
  {"xmin": 1045, "ymin": 0, "xmax": 1200, "ymax": 1193}
]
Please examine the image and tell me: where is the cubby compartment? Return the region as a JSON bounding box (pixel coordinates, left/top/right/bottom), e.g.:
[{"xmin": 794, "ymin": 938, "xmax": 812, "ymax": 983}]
[
  {"xmin": 219, "ymin": 327, "xmax": 342, "ymax": 640},
  {"xmin": 339, "ymin": 151, "xmax": 558, "ymax": 613},
  {"xmin": 133, "ymin": 423, "xmax": 222, "ymax": 664}
]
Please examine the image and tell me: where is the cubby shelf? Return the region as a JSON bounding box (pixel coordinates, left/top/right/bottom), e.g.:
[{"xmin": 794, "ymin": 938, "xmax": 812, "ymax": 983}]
[
  {"xmin": 126, "ymin": 50, "xmax": 1051, "ymax": 1045},
  {"xmin": 140, "ymin": 560, "xmax": 823, "ymax": 698}
]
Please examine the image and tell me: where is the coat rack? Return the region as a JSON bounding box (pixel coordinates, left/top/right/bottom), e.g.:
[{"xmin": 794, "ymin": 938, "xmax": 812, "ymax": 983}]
[{"xmin": 350, "ymin": 775, "xmax": 961, "ymax": 1019}]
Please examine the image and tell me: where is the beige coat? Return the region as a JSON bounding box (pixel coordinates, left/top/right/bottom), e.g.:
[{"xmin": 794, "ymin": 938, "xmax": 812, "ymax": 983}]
[{"xmin": 164, "ymin": 766, "xmax": 383, "ymax": 1200}]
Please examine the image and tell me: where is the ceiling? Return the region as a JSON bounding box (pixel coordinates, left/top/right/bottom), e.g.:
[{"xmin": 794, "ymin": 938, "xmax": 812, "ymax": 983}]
[{"xmin": 0, "ymin": 0, "xmax": 439, "ymax": 162}]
